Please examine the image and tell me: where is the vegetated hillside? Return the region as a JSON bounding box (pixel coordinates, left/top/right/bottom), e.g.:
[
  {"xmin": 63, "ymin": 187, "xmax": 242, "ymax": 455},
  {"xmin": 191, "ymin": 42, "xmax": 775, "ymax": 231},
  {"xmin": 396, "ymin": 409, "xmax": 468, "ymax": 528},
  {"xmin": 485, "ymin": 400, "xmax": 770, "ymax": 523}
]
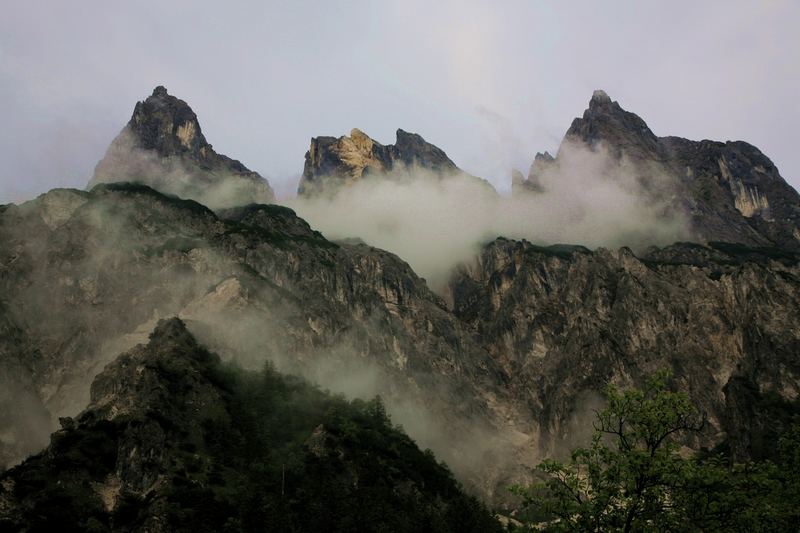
[{"xmin": 0, "ymin": 318, "xmax": 500, "ymax": 532}]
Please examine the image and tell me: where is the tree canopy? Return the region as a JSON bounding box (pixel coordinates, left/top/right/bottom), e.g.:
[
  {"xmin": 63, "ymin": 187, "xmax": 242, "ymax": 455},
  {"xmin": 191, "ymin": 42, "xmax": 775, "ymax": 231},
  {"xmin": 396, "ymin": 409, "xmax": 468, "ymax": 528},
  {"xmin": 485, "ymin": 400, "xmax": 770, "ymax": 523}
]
[{"xmin": 511, "ymin": 372, "xmax": 800, "ymax": 532}]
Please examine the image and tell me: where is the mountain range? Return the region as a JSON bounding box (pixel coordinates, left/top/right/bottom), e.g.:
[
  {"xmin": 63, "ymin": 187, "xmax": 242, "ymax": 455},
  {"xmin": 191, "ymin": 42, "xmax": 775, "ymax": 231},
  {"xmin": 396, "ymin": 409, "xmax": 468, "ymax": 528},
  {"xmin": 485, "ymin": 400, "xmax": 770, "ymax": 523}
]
[{"xmin": 2, "ymin": 86, "xmax": 799, "ymax": 529}]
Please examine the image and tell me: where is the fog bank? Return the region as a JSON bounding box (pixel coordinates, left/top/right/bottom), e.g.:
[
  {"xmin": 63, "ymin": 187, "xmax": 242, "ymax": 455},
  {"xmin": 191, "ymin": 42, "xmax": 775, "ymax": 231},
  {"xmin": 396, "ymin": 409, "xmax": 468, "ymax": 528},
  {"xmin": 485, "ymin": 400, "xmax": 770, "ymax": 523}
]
[{"xmin": 288, "ymin": 141, "xmax": 690, "ymax": 287}]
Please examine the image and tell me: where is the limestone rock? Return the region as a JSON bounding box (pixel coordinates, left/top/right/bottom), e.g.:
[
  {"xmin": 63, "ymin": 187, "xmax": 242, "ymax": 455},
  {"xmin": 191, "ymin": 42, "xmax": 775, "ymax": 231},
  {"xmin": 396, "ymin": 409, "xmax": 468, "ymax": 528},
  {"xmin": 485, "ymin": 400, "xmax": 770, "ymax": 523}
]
[
  {"xmin": 0, "ymin": 183, "xmax": 520, "ymax": 500},
  {"xmin": 89, "ymin": 86, "xmax": 274, "ymax": 209},
  {"xmin": 298, "ymin": 128, "xmax": 495, "ymax": 197},
  {"xmin": 447, "ymin": 237, "xmax": 800, "ymax": 460},
  {"xmin": 517, "ymin": 91, "xmax": 800, "ymax": 249}
]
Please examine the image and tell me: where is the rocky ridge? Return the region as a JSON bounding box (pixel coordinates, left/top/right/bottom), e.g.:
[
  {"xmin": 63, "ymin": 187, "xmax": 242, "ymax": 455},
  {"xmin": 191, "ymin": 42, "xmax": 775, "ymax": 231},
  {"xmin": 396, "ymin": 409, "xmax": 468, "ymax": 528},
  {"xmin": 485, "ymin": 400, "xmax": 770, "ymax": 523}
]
[
  {"xmin": 447, "ymin": 238, "xmax": 800, "ymax": 460},
  {"xmin": 515, "ymin": 90, "xmax": 800, "ymax": 249},
  {"xmin": 0, "ymin": 318, "xmax": 500, "ymax": 532},
  {"xmin": 298, "ymin": 128, "xmax": 495, "ymax": 197},
  {"xmin": 0, "ymin": 182, "xmax": 525, "ymax": 499}
]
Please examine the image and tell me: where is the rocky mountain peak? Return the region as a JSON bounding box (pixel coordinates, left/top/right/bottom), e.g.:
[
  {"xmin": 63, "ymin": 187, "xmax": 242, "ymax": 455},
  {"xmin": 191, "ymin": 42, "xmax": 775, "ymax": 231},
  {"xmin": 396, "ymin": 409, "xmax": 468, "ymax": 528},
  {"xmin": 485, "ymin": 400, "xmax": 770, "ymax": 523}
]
[
  {"xmin": 349, "ymin": 127, "xmax": 374, "ymax": 148},
  {"xmin": 567, "ymin": 89, "xmax": 659, "ymax": 154},
  {"xmin": 521, "ymin": 151, "xmax": 554, "ymax": 192},
  {"xmin": 128, "ymin": 85, "xmax": 207, "ymax": 157},
  {"xmin": 590, "ymin": 88, "xmax": 612, "ymax": 104},
  {"xmin": 393, "ymin": 128, "xmax": 458, "ymax": 172},
  {"xmin": 298, "ymin": 127, "xmax": 492, "ymax": 197},
  {"xmin": 514, "ymin": 90, "xmax": 800, "ymax": 249},
  {"xmin": 89, "ymin": 86, "xmax": 274, "ymax": 209}
]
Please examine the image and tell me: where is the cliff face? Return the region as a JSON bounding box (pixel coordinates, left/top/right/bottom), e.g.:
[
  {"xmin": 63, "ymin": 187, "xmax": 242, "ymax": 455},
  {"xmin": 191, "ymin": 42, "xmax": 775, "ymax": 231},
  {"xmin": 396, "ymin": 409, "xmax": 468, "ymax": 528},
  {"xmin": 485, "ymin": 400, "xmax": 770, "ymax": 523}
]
[
  {"xmin": 447, "ymin": 238, "xmax": 800, "ymax": 460},
  {"xmin": 0, "ymin": 318, "xmax": 500, "ymax": 532},
  {"xmin": 298, "ymin": 128, "xmax": 494, "ymax": 197},
  {"xmin": 517, "ymin": 90, "xmax": 800, "ymax": 249},
  {"xmin": 5, "ymin": 181, "xmax": 799, "ymax": 505},
  {"xmin": 89, "ymin": 86, "xmax": 274, "ymax": 209},
  {"xmin": 0, "ymin": 183, "xmax": 526, "ymax": 499}
]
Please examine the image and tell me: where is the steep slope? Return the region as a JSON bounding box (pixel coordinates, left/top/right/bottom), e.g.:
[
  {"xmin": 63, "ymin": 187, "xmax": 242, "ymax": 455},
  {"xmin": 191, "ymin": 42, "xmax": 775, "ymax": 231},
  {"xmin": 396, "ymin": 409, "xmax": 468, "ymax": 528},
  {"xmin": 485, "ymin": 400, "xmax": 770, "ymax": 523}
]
[
  {"xmin": 0, "ymin": 318, "xmax": 500, "ymax": 532},
  {"xmin": 447, "ymin": 238, "xmax": 800, "ymax": 461},
  {"xmin": 517, "ymin": 90, "xmax": 800, "ymax": 249},
  {"xmin": 298, "ymin": 128, "xmax": 495, "ymax": 197},
  {"xmin": 89, "ymin": 86, "xmax": 274, "ymax": 209},
  {"xmin": 0, "ymin": 183, "xmax": 526, "ymax": 499}
]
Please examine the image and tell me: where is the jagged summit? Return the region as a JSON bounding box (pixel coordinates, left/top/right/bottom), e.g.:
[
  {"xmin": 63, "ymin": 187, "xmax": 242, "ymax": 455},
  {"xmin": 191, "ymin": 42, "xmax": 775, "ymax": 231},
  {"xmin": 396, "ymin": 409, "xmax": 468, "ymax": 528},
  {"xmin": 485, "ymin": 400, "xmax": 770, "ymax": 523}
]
[
  {"xmin": 89, "ymin": 86, "xmax": 274, "ymax": 209},
  {"xmin": 515, "ymin": 90, "xmax": 800, "ymax": 249},
  {"xmin": 590, "ymin": 88, "xmax": 612, "ymax": 104},
  {"xmin": 127, "ymin": 85, "xmax": 209, "ymax": 157},
  {"xmin": 567, "ymin": 89, "xmax": 659, "ymax": 156},
  {"xmin": 510, "ymin": 151, "xmax": 551, "ymax": 195},
  {"xmin": 298, "ymin": 127, "xmax": 493, "ymax": 197}
]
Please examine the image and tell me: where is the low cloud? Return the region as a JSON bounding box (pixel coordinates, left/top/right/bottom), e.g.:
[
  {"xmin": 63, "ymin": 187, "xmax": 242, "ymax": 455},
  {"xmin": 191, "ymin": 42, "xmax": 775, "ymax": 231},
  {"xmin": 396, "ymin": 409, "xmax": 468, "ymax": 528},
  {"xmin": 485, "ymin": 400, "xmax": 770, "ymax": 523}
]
[{"xmin": 287, "ymin": 140, "xmax": 691, "ymax": 288}]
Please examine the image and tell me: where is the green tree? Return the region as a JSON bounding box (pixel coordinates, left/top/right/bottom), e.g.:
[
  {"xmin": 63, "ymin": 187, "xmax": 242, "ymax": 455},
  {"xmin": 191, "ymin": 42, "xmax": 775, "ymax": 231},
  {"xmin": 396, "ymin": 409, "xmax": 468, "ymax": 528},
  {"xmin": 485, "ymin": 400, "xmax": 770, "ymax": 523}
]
[
  {"xmin": 512, "ymin": 372, "xmax": 704, "ymax": 532},
  {"xmin": 512, "ymin": 373, "xmax": 800, "ymax": 532},
  {"xmin": 674, "ymin": 421, "xmax": 800, "ymax": 531}
]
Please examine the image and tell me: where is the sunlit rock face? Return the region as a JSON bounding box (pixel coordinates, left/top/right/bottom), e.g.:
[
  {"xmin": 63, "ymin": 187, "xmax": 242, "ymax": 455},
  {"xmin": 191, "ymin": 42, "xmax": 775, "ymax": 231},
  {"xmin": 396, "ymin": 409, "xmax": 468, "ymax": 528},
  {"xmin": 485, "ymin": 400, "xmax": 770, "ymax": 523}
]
[
  {"xmin": 89, "ymin": 86, "xmax": 274, "ymax": 209},
  {"xmin": 516, "ymin": 90, "xmax": 800, "ymax": 249},
  {"xmin": 298, "ymin": 127, "xmax": 495, "ymax": 197}
]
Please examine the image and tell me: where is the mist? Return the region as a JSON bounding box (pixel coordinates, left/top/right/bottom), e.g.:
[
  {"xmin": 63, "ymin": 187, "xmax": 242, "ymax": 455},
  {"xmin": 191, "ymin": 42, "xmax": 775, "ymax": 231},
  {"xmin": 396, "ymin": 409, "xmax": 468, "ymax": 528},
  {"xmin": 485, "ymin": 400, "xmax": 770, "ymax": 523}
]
[
  {"xmin": 89, "ymin": 129, "xmax": 274, "ymax": 210},
  {"xmin": 181, "ymin": 288, "xmax": 525, "ymax": 496},
  {"xmin": 288, "ymin": 140, "xmax": 691, "ymax": 287}
]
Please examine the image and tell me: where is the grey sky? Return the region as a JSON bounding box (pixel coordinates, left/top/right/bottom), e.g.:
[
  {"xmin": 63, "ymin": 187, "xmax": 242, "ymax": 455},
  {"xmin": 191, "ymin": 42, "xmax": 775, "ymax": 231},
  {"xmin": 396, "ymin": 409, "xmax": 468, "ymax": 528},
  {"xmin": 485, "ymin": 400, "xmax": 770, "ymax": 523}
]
[{"xmin": 1, "ymin": 0, "xmax": 798, "ymax": 203}]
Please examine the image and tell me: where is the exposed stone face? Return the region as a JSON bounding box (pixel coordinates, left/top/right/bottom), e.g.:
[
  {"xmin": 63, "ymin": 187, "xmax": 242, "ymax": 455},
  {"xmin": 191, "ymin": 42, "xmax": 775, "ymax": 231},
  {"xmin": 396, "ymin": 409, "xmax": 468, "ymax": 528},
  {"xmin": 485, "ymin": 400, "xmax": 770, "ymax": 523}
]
[
  {"xmin": 89, "ymin": 86, "xmax": 274, "ymax": 209},
  {"xmin": 517, "ymin": 91, "xmax": 800, "ymax": 249},
  {"xmin": 447, "ymin": 238, "xmax": 800, "ymax": 460},
  {"xmin": 4, "ymin": 181, "xmax": 799, "ymax": 504},
  {"xmin": 525, "ymin": 151, "xmax": 553, "ymax": 192},
  {"xmin": 298, "ymin": 128, "xmax": 494, "ymax": 197},
  {"xmin": 0, "ymin": 184, "xmax": 524, "ymax": 500}
]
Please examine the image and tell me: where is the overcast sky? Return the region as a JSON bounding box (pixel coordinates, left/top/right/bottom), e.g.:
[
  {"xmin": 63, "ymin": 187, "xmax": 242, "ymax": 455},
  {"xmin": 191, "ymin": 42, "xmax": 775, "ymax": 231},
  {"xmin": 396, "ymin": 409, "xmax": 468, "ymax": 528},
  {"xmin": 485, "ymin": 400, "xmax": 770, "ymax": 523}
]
[{"xmin": 1, "ymin": 0, "xmax": 798, "ymax": 203}]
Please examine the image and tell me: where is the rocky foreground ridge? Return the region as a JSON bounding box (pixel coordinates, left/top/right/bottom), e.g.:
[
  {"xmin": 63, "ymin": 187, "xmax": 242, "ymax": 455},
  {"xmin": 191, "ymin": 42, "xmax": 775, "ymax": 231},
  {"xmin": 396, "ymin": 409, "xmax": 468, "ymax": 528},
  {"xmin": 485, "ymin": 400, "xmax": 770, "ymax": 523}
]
[
  {"xmin": 1, "ymin": 87, "xmax": 800, "ymax": 517},
  {"xmin": 0, "ymin": 318, "xmax": 499, "ymax": 532}
]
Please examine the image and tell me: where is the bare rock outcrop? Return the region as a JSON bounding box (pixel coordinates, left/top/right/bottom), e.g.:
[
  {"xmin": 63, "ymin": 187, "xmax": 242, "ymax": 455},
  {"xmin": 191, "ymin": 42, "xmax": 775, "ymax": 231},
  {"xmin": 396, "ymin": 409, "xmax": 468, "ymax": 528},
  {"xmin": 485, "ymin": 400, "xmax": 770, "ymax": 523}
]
[
  {"xmin": 517, "ymin": 90, "xmax": 800, "ymax": 249},
  {"xmin": 298, "ymin": 128, "xmax": 495, "ymax": 197},
  {"xmin": 89, "ymin": 86, "xmax": 274, "ymax": 209}
]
